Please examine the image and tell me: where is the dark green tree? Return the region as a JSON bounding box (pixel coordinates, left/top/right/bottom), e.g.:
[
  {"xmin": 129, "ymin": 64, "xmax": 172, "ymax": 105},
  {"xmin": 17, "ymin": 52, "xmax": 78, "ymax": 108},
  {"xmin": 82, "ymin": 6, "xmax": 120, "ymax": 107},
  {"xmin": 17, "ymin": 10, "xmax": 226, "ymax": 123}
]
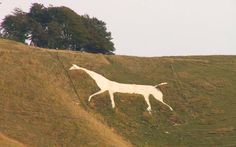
[
  {"xmin": 1, "ymin": 8, "xmax": 29, "ymax": 42},
  {"xmin": 82, "ymin": 15, "xmax": 114, "ymax": 54},
  {"xmin": 0, "ymin": 3, "xmax": 115, "ymax": 54}
]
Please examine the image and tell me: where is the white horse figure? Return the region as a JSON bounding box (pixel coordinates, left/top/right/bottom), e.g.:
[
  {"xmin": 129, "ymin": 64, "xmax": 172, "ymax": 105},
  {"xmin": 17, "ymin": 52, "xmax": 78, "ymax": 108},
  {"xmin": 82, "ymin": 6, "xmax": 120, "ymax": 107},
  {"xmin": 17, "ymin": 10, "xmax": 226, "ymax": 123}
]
[{"xmin": 69, "ymin": 64, "xmax": 173, "ymax": 113}]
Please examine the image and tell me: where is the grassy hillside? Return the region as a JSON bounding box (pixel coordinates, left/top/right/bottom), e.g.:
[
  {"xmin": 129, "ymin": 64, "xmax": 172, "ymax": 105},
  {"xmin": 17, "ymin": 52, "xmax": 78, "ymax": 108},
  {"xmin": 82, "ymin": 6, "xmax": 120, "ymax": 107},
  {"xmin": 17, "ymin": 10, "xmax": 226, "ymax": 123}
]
[
  {"xmin": 0, "ymin": 39, "xmax": 236, "ymax": 146},
  {"xmin": 0, "ymin": 133, "xmax": 26, "ymax": 147},
  {"xmin": 0, "ymin": 39, "xmax": 131, "ymax": 147}
]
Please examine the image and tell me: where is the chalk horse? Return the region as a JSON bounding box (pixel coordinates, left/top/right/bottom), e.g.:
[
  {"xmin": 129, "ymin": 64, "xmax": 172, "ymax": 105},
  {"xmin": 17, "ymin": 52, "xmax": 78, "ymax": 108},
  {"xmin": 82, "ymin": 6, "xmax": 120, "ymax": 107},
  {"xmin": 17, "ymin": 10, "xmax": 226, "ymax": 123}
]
[{"xmin": 69, "ymin": 64, "xmax": 173, "ymax": 113}]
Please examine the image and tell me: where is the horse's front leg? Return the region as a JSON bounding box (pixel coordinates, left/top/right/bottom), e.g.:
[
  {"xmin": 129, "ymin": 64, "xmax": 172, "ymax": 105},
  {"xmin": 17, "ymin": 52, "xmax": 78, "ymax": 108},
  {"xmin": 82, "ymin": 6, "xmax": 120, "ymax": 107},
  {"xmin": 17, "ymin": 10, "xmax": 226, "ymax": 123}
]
[
  {"xmin": 108, "ymin": 91, "xmax": 115, "ymax": 108},
  {"xmin": 88, "ymin": 89, "xmax": 106, "ymax": 102},
  {"xmin": 144, "ymin": 94, "xmax": 152, "ymax": 114}
]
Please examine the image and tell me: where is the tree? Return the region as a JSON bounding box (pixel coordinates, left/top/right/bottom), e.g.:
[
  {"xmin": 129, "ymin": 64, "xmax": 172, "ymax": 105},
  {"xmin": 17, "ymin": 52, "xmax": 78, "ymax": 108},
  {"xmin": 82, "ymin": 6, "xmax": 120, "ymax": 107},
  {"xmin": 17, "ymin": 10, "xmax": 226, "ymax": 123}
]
[
  {"xmin": 0, "ymin": 3, "xmax": 115, "ymax": 54},
  {"xmin": 82, "ymin": 15, "xmax": 114, "ymax": 54},
  {"xmin": 1, "ymin": 8, "xmax": 29, "ymax": 42}
]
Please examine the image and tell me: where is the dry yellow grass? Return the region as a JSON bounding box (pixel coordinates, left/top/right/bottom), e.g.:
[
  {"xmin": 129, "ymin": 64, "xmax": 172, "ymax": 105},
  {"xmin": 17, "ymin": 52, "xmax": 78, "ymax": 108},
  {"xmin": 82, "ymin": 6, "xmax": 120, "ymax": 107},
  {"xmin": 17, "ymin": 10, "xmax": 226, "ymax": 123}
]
[
  {"xmin": 0, "ymin": 133, "xmax": 26, "ymax": 147},
  {"xmin": 1, "ymin": 39, "xmax": 236, "ymax": 146},
  {"xmin": 0, "ymin": 39, "xmax": 131, "ymax": 147}
]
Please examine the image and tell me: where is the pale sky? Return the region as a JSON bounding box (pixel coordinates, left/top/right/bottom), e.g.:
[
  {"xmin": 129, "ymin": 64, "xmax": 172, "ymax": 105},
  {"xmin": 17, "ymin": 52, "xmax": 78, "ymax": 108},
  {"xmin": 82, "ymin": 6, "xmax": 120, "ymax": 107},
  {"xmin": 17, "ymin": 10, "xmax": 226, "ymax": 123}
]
[{"xmin": 0, "ymin": 0, "xmax": 236, "ymax": 57}]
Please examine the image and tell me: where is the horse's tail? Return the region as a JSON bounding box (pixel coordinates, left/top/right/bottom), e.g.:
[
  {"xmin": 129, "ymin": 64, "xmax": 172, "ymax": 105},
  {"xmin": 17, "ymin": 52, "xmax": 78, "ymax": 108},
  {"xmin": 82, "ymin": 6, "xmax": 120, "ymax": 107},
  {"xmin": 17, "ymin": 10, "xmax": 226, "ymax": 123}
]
[{"xmin": 155, "ymin": 82, "xmax": 168, "ymax": 88}]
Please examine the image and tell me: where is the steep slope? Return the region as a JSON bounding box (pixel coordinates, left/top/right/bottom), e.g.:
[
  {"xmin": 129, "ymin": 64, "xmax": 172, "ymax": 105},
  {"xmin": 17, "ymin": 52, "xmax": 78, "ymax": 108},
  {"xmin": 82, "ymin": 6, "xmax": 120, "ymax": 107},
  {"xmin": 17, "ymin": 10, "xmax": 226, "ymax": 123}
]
[
  {"xmin": 0, "ymin": 39, "xmax": 131, "ymax": 147},
  {"xmin": 0, "ymin": 39, "xmax": 236, "ymax": 146}
]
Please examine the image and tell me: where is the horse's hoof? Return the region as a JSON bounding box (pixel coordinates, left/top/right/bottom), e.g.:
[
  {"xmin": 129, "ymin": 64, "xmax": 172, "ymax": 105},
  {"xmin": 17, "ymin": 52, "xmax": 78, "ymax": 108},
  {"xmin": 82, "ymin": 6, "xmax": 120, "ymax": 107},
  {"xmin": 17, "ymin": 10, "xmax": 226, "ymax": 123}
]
[{"xmin": 147, "ymin": 108, "xmax": 152, "ymax": 114}]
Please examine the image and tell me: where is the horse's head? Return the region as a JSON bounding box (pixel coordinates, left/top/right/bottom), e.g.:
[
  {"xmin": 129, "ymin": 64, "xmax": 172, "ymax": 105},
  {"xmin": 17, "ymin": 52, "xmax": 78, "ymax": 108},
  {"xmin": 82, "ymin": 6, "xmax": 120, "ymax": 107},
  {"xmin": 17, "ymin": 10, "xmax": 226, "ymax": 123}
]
[{"xmin": 69, "ymin": 64, "xmax": 82, "ymax": 70}]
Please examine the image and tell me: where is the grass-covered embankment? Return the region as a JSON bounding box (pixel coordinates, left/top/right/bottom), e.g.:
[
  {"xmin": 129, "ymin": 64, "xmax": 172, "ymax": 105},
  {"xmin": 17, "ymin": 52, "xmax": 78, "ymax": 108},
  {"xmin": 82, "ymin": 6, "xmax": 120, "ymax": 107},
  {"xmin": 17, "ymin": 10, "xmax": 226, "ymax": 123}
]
[{"xmin": 0, "ymin": 39, "xmax": 236, "ymax": 146}]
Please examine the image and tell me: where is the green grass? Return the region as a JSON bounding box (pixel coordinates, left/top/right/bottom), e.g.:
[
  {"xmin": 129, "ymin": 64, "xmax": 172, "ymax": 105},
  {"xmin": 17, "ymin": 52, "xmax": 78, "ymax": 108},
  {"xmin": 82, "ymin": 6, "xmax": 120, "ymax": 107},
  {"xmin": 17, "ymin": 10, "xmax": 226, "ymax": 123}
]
[
  {"xmin": 1, "ymin": 39, "xmax": 236, "ymax": 146},
  {"xmin": 82, "ymin": 56, "xmax": 236, "ymax": 146}
]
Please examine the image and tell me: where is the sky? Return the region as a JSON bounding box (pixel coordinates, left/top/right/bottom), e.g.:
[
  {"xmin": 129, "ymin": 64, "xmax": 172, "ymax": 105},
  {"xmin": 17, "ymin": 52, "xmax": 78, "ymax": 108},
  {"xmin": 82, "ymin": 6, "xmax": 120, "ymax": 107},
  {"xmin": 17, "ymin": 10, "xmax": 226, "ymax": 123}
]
[{"xmin": 0, "ymin": 0, "xmax": 236, "ymax": 57}]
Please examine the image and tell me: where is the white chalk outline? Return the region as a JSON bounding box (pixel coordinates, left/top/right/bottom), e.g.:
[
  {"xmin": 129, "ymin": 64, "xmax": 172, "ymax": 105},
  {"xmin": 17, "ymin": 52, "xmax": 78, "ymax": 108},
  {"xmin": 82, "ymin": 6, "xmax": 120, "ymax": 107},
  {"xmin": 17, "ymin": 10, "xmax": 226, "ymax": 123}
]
[{"xmin": 69, "ymin": 64, "xmax": 173, "ymax": 113}]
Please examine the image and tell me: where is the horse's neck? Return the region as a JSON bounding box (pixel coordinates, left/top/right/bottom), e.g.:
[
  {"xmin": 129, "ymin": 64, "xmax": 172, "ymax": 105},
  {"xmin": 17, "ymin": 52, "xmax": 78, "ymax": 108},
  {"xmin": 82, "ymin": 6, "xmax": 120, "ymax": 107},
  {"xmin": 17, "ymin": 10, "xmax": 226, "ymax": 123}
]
[{"xmin": 81, "ymin": 68, "xmax": 109, "ymax": 82}]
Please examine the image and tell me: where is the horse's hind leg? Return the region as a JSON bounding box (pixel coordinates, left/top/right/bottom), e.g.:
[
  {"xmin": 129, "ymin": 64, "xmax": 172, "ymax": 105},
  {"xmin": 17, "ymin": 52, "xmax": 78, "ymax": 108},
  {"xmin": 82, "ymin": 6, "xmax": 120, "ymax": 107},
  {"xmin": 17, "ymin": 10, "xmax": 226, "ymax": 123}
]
[
  {"xmin": 88, "ymin": 90, "xmax": 105, "ymax": 102},
  {"xmin": 143, "ymin": 94, "xmax": 152, "ymax": 114},
  {"xmin": 152, "ymin": 91, "xmax": 173, "ymax": 111}
]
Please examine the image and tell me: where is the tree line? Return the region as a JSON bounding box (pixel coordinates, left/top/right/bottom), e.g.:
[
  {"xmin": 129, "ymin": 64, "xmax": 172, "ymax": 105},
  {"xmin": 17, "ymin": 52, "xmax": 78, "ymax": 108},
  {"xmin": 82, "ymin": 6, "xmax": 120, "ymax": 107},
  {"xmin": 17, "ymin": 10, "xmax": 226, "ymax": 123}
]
[{"xmin": 0, "ymin": 3, "xmax": 115, "ymax": 54}]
